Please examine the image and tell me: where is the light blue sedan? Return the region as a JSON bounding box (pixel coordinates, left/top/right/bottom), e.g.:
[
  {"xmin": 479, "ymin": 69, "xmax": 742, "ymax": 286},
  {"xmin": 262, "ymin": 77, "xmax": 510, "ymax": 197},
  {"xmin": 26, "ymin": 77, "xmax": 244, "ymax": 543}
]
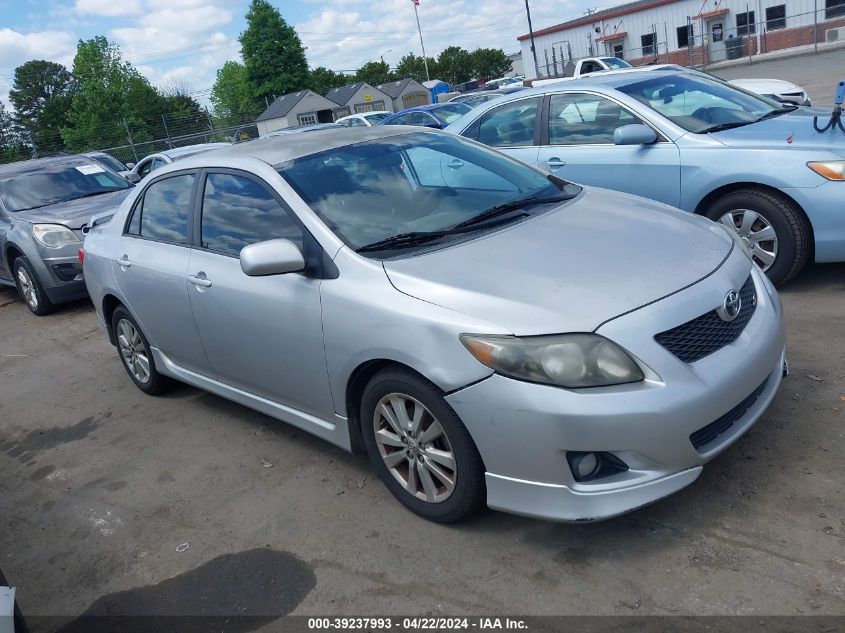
[{"xmin": 446, "ymin": 69, "xmax": 844, "ymax": 285}]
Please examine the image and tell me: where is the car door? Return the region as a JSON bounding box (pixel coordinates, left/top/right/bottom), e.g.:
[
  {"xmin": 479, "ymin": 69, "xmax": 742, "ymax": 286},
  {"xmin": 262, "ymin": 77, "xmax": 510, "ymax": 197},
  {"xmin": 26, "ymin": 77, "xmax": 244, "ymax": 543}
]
[
  {"xmin": 185, "ymin": 169, "xmax": 333, "ymax": 419},
  {"xmin": 536, "ymin": 92, "xmax": 681, "ymax": 207},
  {"xmin": 458, "ymin": 96, "xmax": 541, "ymax": 166},
  {"xmin": 114, "ymin": 171, "xmax": 215, "ymax": 377}
]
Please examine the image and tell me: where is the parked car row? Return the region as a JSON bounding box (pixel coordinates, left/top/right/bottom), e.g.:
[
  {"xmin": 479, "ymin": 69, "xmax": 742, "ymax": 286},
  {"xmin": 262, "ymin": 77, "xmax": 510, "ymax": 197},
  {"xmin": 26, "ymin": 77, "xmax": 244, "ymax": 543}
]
[{"xmin": 0, "ymin": 65, "xmax": 837, "ymax": 525}]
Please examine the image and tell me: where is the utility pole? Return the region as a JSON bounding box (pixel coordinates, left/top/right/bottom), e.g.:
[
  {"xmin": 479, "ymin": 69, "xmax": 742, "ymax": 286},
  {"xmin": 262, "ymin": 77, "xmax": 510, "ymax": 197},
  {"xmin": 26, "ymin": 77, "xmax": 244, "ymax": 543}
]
[
  {"xmin": 524, "ymin": 0, "xmax": 540, "ymax": 79},
  {"xmin": 412, "ymin": 2, "xmax": 430, "ymax": 81}
]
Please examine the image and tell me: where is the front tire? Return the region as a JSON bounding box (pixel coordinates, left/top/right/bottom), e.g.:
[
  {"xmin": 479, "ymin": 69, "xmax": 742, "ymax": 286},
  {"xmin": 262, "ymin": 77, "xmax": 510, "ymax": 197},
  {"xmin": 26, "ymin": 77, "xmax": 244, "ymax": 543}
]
[
  {"xmin": 13, "ymin": 257, "xmax": 55, "ymax": 316},
  {"xmin": 111, "ymin": 306, "xmax": 168, "ymax": 395},
  {"xmin": 704, "ymin": 189, "xmax": 811, "ymax": 285},
  {"xmin": 361, "ymin": 368, "xmax": 486, "ymax": 523}
]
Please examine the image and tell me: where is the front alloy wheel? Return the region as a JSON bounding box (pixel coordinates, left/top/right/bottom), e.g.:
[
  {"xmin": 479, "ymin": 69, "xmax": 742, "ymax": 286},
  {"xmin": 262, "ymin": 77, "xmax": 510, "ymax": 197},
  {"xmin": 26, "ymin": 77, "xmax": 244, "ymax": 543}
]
[
  {"xmin": 361, "ymin": 368, "xmax": 485, "ymax": 523},
  {"xmin": 373, "ymin": 394, "xmax": 457, "ymax": 503}
]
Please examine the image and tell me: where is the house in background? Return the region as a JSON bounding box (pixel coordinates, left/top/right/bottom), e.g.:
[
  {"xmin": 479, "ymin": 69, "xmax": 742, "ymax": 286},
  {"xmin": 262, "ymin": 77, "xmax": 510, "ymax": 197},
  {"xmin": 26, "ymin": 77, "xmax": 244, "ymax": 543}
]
[
  {"xmin": 377, "ymin": 78, "xmax": 431, "ymax": 112},
  {"xmin": 325, "ymin": 82, "xmax": 394, "ymax": 120},
  {"xmin": 255, "ymin": 90, "xmax": 337, "ymax": 136}
]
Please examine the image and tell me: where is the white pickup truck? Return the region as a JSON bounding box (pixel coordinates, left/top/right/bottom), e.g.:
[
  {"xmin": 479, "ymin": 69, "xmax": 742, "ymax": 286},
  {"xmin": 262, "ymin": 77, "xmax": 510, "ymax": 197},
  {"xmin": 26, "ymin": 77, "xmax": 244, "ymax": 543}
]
[{"xmin": 531, "ymin": 57, "xmax": 633, "ymax": 87}]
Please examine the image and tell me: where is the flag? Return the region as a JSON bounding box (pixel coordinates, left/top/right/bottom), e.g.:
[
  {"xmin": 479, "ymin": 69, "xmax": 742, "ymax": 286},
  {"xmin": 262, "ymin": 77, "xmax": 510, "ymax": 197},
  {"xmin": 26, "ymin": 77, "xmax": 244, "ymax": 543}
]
[{"xmin": 411, "ymin": 0, "xmax": 419, "ymax": 5}]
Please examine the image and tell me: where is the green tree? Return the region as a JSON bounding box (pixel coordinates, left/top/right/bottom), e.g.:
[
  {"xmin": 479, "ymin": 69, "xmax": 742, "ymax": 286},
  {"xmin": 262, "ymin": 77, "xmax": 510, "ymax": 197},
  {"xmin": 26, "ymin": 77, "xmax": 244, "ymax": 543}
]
[
  {"xmin": 354, "ymin": 61, "xmax": 393, "ymax": 86},
  {"xmin": 9, "ymin": 60, "xmax": 75, "ymax": 152},
  {"xmin": 394, "ymin": 53, "xmax": 434, "ymax": 84},
  {"xmin": 61, "ymin": 36, "xmax": 160, "ymax": 151},
  {"xmin": 470, "ymin": 48, "xmax": 512, "ymax": 82},
  {"xmin": 0, "ymin": 102, "xmax": 27, "ymax": 163},
  {"xmin": 239, "ymin": 0, "xmax": 309, "ymax": 102},
  {"xmin": 435, "ymin": 47, "xmax": 473, "ymax": 85},
  {"xmin": 210, "ymin": 61, "xmax": 263, "ymax": 124},
  {"xmin": 309, "ymin": 66, "xmax": 350, "ymax": 95}
]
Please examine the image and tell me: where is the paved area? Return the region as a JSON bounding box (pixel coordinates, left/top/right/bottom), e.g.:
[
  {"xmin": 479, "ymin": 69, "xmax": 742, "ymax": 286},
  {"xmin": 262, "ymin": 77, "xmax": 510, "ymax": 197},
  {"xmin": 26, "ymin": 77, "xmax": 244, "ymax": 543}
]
[
  {"xmin": 712, "ymin": 50, "xmax": 845, "ymax": 107},
  {"xmin": 0, "ymin": 262, "xmax": 844, "ymax": 627}
]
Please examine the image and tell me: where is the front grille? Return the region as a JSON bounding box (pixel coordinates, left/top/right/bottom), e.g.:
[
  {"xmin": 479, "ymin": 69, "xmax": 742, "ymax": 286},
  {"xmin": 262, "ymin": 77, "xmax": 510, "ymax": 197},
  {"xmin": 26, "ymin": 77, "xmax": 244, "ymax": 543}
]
[
  {"xmin": 690, "ymin": 379, "xmax": 767, "ymax": 451},
  {"xmin": 655, "ymin": 275, "xmax": 757, "ymax": 363}
]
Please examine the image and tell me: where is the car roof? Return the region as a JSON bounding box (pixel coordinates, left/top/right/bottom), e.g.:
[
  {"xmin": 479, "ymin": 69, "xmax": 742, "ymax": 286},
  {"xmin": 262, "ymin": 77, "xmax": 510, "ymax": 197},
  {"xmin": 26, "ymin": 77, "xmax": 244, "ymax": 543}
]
[
  {"xmin": 176, "ymin": 126, "xmax": 429, "ymax": 168},
  {"xmin": 160, "ymin": 142, "xmax": 231, "ymax": 159},
  {"xmin": 0, "ymin": 154, "xmax": 96, "ymax": 177}
]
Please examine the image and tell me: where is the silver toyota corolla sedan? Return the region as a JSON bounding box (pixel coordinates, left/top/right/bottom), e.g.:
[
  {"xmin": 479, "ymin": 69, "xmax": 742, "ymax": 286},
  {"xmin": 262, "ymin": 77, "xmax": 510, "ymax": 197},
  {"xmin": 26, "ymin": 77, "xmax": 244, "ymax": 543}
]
[{"xmin": 82, "ymin": 127, "xmax": 786, "ymax": 523}]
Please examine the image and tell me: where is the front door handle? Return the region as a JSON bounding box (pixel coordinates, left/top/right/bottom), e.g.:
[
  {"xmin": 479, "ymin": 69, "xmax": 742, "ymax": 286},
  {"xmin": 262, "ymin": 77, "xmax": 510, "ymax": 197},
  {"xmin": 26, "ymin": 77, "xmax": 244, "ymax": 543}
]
[
  {"xmin": 188, "ymin": 274, "xmax": 212, "ymax": 288},
  {"xmin": 546, "ymin": 158, "xmax": 567, "ymax": 168},
  {"xmin": 116, "ymin": 256, "xmax": 131, "ymax": 268}
]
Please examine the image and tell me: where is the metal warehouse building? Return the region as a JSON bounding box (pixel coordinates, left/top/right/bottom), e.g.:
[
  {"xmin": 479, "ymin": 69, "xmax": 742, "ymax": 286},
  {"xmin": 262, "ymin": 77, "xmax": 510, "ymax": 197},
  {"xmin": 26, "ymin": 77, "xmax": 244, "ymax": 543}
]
[{"xmin": 519, "ymin": 0, "xmax": 845, "ymax": 78}]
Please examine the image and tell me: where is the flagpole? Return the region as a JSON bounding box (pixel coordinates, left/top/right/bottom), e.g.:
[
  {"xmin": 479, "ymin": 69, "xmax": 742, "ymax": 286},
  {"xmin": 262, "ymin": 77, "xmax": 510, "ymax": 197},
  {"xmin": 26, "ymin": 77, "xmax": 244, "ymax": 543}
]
[{"xmin": 413, "ymin": 2, "xmax": 431, "ymax": 81}]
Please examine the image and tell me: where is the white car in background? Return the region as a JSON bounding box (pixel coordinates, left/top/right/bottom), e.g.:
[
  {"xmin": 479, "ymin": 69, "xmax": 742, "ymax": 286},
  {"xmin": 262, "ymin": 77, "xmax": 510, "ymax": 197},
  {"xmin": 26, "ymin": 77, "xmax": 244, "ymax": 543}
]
[
  {"xmin": 728, "ymin": 78, "xmax": 811, "ymax": 106},
  {"xmin": 128, "ymin": 143, "xmax": 231, "ymax": 181},
  {"xmin": 335, "ymin": 111, "xmax": 392, "ymax": 127}
]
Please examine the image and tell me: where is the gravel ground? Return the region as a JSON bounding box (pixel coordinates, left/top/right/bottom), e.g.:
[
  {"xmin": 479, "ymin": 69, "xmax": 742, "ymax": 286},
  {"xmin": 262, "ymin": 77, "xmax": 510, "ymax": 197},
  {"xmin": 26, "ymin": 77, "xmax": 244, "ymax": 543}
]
[{"xmin": 0, "ymin": 261, "xmax": 843, "ymax": 628}]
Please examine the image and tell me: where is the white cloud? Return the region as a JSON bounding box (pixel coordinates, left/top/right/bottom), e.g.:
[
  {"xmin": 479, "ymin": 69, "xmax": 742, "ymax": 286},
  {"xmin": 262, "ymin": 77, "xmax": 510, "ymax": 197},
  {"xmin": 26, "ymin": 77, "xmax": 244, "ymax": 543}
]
[
  {"xmin": 0, "ymin": 27, "xmax": 76, "ymax": 70},
  {"xmin": 74, "ymin": 0, "xmax": 143, "ymax": 17}
]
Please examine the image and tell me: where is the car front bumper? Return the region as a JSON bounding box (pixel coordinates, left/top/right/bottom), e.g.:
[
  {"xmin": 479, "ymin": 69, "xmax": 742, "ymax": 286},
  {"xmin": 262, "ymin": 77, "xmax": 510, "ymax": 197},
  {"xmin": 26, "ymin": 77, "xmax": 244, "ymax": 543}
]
[{"xmin": 445, "ymin": 267, "xmax": 786, "ymax": 522}]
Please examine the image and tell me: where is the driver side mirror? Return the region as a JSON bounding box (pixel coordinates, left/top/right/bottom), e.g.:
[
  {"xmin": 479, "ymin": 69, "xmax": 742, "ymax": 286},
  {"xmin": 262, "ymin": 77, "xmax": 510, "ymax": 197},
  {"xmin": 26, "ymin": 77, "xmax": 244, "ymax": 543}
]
[
  {"xmin": 125, "ymin": 162, "xmax": 135, "ymax": 170},
  {"xmin": 126, "ymin": 173, "xmax": 141, "ymax": 184},
  {"xmin": 240, "ymin": 239, "xmax": 305, "ymax": 276},
  {"xmin": 613, "ymin": 124, "xmax": 658, "ymax": 145}
]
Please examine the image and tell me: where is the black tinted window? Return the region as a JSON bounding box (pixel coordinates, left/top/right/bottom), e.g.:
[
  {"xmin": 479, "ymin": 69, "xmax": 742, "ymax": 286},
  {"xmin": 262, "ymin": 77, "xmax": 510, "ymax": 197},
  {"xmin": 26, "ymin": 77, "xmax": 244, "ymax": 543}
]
[
  {"xmin": 134, "ymin": 174, "xmax": 194, "ymax": 243},
  {"xmin": 201, "ymin": 173, "xmax": 303, "ymax": 256}
]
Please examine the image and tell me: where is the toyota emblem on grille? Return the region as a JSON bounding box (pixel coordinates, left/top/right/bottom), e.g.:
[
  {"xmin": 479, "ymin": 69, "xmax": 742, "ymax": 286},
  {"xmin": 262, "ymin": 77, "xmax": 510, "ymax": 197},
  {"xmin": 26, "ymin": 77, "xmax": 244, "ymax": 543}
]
[{"xmin": 718, "ymin": 290, "xmax": 742, "ymax": 322}]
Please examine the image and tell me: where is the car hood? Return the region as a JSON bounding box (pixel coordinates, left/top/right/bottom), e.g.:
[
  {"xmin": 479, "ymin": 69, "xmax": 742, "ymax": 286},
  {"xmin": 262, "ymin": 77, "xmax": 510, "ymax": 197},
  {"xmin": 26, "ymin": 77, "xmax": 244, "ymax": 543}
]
[
  {"xmin": 15, "ymin": 189, "xmax": 132, "ymax": 230},
  {"xmin": 711, "ymin": 109, "xmax": 845, "ymax": 155},
  {"xmin": 382, "ymin": 187, "xmax": 733, "ymax": 335}
]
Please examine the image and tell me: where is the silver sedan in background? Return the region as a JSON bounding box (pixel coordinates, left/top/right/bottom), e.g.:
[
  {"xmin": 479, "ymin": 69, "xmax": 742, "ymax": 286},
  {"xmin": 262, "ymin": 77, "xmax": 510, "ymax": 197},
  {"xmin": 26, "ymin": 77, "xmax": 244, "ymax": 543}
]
[{"xmin": 82, "ymin": 127, "xmax": 785, "ymax": 523}]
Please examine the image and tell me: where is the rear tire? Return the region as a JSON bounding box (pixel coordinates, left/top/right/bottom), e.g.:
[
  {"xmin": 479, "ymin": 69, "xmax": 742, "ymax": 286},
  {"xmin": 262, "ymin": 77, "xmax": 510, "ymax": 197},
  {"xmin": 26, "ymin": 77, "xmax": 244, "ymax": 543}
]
[
  {"xmin": 361, "ymin": 368, "xmax": 486, "ymax": 523},
  {"xmin": 111, "ymin": 306, "xmax": 168, "ymax": 395},
  {"xmin": 704, "ymin": 189, "xmax": 811, "ymax": 286},
  {"xmin": 13, "ymin": 256, "xmax": 54, "ymax": 316}
]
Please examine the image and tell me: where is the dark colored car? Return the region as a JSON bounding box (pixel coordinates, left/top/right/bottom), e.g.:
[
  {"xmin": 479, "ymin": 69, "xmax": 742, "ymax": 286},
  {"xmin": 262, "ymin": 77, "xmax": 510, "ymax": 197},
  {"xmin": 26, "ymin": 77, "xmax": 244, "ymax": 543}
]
[
  {"xmin": 0, "ymin": 155, "xmax": 132, "ymax": 315},
  {"xmin": 380, "ymin": 103, "xmax": 472, "ymax": 129}
]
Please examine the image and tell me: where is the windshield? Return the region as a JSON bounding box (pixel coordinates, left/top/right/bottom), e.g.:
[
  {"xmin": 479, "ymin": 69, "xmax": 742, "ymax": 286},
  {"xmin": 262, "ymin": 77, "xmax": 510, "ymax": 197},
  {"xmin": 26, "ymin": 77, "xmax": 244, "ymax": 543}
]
[
  {"xmin": 89, "ymin": 153, "xmax": 127, "ymax": 172},
  {"xmin": 601, "ymin": 57, "xmax": 630, "ymax": 69},
  {"xmin": 433, "ymin": 103, "xmax": 472, "ymax": 123},
  {"xmin": 278, "ymin": 132, "xmax": 567, "ymax": 255},
  {"xmin": 0, "ymin": 162, "xmax": 131, "ymax": 212},
  {"xmin": 364, "ymin": 113, "xmax": 390, "ymax": 124},
  {"xmin": 617, "ymin": 73, "xmax": 780, "ymax": 132}
]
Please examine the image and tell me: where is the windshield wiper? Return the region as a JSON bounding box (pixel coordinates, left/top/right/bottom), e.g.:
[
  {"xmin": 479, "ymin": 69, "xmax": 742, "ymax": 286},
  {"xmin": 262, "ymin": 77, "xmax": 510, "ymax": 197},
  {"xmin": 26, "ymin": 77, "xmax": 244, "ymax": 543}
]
[
  {"xmin": 356, "ymin": 212, "xmax": 530, "ymax": 253},
  {"xmin": 699, "ymin": 106, "xmax": 798, "ymax": 134},
  {"xmin": 452, "ymin": 192, "xmax": 578, "ymax": 229},
  {"xmin": 70, "ymin": 189, "xmax": 126, "ymax": 200}
]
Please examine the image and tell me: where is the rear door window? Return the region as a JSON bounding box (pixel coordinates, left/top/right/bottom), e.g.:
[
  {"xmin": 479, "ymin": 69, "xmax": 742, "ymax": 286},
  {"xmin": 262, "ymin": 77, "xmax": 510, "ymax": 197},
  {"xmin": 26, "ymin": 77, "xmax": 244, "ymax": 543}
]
[
  {"xmin": 477, "ymin": 97, "xmax": 540, "ymax": 147},
  {"xmin": 126, "ymin": 174, "xmax": 194, "ymax": 244}
]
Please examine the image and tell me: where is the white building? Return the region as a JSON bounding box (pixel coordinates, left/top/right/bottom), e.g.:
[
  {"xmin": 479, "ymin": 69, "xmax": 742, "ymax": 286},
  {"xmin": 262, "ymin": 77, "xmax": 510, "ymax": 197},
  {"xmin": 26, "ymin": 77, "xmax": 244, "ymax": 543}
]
[
  {"xmin": 255, "ymin": 90, "xmax": 337, "ymax": 136},
  {"xmin": 518, "ymin": 0, "xmax": 845, "ymax": 79}
]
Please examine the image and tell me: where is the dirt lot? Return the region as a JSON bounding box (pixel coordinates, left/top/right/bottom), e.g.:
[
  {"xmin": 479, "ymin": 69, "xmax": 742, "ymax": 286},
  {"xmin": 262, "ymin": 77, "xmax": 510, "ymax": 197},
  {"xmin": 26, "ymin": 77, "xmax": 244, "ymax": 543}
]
[{"xmin": 0, "ymin": 261, "xmax": 844, "ymax": 627}]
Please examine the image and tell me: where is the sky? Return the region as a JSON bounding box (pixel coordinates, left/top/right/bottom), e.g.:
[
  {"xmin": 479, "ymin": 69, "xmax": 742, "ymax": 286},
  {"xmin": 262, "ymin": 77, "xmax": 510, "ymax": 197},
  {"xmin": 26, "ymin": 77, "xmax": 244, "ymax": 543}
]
[{"xmin": 0, "ymin": 0, "xmax": 597, "ymax": 105}]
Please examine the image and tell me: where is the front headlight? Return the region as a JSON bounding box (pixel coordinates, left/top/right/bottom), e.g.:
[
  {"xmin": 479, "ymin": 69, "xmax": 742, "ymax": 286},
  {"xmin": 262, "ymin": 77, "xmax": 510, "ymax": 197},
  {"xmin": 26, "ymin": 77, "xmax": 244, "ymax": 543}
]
[
  {"xmin": 460, "ymin": 333, "xmax": 644, "ymax": 388},
  {"xmin": 807, "ymin": 161, "xmax": 845, "ymax": 181},
  {"xmin": 32, "ymin": 224, "xmax": 81, "ymax": 248}
]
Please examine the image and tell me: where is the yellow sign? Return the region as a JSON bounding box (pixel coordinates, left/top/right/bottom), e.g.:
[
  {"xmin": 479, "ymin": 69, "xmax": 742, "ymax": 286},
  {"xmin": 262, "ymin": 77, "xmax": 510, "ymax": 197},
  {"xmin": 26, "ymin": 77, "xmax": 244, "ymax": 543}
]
[{"xmin": 364, "ymin": 95, "xmax": 373, "ymax": 102}]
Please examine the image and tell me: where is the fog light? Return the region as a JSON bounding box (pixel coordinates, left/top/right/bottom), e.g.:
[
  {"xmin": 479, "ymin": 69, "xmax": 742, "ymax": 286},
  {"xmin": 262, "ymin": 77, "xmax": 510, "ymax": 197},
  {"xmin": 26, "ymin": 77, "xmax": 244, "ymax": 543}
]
[
  {"xmin": 567, "ymin": 451, "xmax": 629, "ymax": 483},
  {"xmin": 573, "ymin": 453, "xmax": 599, "ymax": 479}
]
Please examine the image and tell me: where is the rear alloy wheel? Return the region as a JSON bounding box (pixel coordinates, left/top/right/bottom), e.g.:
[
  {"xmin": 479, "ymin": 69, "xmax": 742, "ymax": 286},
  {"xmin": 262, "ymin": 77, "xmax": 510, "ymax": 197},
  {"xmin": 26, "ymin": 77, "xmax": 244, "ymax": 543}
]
[
  {"xmin": 112, "ymin": 306, "xmax": 168, "ymax": 395},
  {"xmin": 361, "ymin": 368, "xmax": 485, "ymax": 523},
  {"xmin": 705, "ymin": 189, "xmax": 811, "ymax": 286},
  {"xmin": 13, "ymin": 257, "xmax": 54, "ymax": 316}
]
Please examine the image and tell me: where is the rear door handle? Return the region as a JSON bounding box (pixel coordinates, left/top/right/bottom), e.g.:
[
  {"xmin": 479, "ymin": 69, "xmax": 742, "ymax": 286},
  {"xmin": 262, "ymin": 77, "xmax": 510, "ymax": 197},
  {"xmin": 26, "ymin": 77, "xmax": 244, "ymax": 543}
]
[
  {"xmin": 446, "ymin": 159, "xmax": 465, "ymax": 169},
  {"xmin": 188, "ymin": 274, "xmax": 212, "ymax": 288},
  {"xmin": 116, "ymin": 256, "xmax": 131, "ymax": 268},
  {"xmin": 546, "ymin": 158, "xmax": 567, "ymax": 168}
]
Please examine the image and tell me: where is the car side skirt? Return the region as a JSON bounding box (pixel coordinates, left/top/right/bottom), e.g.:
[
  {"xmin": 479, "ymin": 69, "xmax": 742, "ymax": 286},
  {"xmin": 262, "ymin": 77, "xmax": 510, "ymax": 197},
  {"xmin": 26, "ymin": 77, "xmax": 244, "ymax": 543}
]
[{"xmin": 150, "ymin": 347, "xmax": 353, "ymax": 452}]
